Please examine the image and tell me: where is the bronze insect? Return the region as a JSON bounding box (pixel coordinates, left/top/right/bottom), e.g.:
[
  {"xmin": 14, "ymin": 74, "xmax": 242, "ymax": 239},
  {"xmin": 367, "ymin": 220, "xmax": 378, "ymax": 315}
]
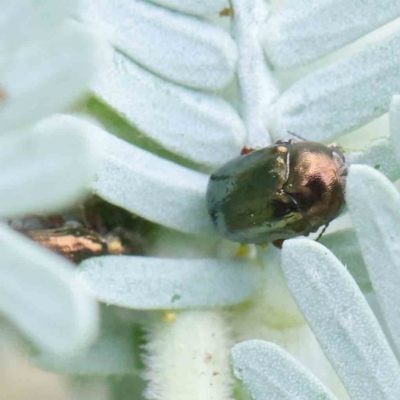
[
  {"xmin": 206, "ymin": 140, "xmax": 348, "ymax": 247},
  {"xmin": 14, "ymin": 197, "xmax": 149, "ymax": 263},
  {"xmin": 23, "ymin": 225, "xmax": 125, "ymax": 264}
]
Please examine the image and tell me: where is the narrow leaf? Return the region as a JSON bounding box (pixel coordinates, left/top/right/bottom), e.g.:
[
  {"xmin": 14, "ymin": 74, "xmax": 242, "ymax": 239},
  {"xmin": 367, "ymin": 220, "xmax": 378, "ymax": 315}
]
[
  {"xmin": 79, "ymin": 256, "xmax": 262, "ymax": 309},
  {"xmin": 92, "ymin": 51, "xmax": 245, "ymax": 168},
  {"xmin": 389, "ymin": 94, "xmax": 400, "ymax": 163},
  {"xmin": 145, "ymin": 0, "xmax": 227, "ymax": 16},
  {"xmin": 346, "ymin": 164, "xmax": 400, "ymax": 355},
  {"xmin": 0, "ymin": 23, "xmax": 109, "ymax": 132},
  {"xmin": 319, "ymin": 229, "xmax": 371, "ymax": 293},
  {"xmin": 232, "ymin": 0, "xmax": 278, "ymax": 147},
  {"xmin": 268, "ymin": 29, "xmax": 400, "ymax": 142},
  {"xmin": 34, "ymin": 306, "xmax": 139, "ymax": 375},
  {"xmin": 92, "ymin": 128, "xmax": 214, "ymax": 235},
  {"xmin": 262, "ymin": 0, "xmax": 400, "ymax": 68},
  {"xmin": 346, "ymin": 138, "xmax": 400, "ymax": 182},
  {"xmin": 0, "ymin": 0, "xmax": 76, "ymax": 54},
  {"xmin": 0, "ymin": 115, "xmax": 97, "ymax": 218},
  {"xmin": 79, "ymin": 0, "xmax": 237, "ymax": 90},
  {"xmin": 0, "ymin": 224, "xmax": 98, "ymax": 356},
  {"xmin": 231, "ymin": 340, "xmax": 336, "ymax": 400},
  {"xmin": 282, "ymin": 238, "xmax": 400, "ymax": 400}
]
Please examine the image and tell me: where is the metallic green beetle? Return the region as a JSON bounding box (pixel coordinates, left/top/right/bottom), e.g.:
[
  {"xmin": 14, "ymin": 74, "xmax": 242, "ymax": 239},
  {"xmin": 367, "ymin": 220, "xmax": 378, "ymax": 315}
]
[{"xmin": 206, "ymin": 140, "xmax": 348, "ymax": 246}]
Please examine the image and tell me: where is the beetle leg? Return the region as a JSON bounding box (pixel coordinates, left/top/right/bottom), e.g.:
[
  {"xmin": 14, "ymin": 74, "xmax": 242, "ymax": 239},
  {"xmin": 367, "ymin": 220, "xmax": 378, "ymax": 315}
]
[
  {"xmin": 240, "ymin": 146, "xmax": 256, "ymax": 155},
  {"xmin": 316, "ymin": 223, "xmax": 329, "ymax": 241},
  {"xmin": 287, "ymin": 131, "xmax": 308, "ymax": 141}
]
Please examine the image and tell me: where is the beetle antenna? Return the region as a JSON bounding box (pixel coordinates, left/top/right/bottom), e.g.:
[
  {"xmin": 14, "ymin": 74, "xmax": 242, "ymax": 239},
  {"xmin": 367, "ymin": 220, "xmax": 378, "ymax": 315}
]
[
  {"xmin": 287, "ymin": 131, "xmax": 308, "ymax": 142},
  {"xmin": 316, "ymin": 223, "xmax": 329, "ymax": 242}
]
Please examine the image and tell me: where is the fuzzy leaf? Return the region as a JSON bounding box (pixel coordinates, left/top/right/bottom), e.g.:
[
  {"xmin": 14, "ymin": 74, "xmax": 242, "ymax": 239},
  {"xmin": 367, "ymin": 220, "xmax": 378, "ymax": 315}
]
[
  {"xmin": 92, "ymin": 128, "xmax": 214, "ymax": 235},
  {"xmin": 262, "ymin": 0, "xmax": 400, "ymax": 68},
  {"xmin": 0, "ymin": 23, "xmax": 109, "ymax": 133},
  {"xmin": 0, "ymin": 0, "xmax": 76, "ymax": 53},
  {"xmin": 282, "ymin": 238, "xmax": 400, "ymax": 400},
  {"xmin": 92, "ymin": 51, "xmax": 245, "ymax": 168},
  {"xmin": 145, "ymin": 0, "xmax": 227, "ymax": 16},
  {"xmin": 232, "ymin": 0, "xmax": 278, "ymax": 147},
  {"xmin": 319, "ymin": 229, "xmax": 371, "ymax": 293},
  {"xmin": 34, "ymin": 306, "xmax": 139, "ymax": 375},
  {"xmin": 346, "ymin": 138, "xmax": 400, "ymax": 182},
  {"xmin": 389, "ymin": 95, "xmax": 400, "ymax": 163},
  {"xmin": 0, "ymin": 115, "xmax": 97, "ymax": 218},
  {"xmin": 79, "ymin": 256, "xmax": 262, "ymax": 309},
  {"xmin": 268, "ymin": 30, "xmax": 400, "ymax": 142},
  {"xmin": 0, "ymin": 224, "xmax": 98, "ymax": 356},
  {"xmin": 79, "ymin": 0, "xmax": 237, "ymax": 90},
  {"xmin": 231, "ymin": 340, "xmax": 336, "ymax": 400},
  {"xmin": 346, "ymin": 164, "xmax": 400, "ymax": 355}
]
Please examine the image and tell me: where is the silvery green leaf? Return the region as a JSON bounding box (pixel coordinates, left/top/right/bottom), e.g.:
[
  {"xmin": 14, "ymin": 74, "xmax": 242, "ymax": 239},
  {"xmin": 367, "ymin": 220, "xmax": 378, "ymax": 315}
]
[
  {"xmin": 346, "ymin": 164, "xmax": 400, "ymax": 355},
  {"xmin": 231, "ymin": 340, "xmax": 336, "ymax": 400},
  {"xmin": 79, "ymin": 0, "xmax": 237, "ymax": 90},
  {"xmin": 319, "ymin": 229, "xmax": 371, "ymax": 293},
  {"xmin": 282, "ymin": 238, "xmax": 400, "ymax": 400},
  {"xmin": 232, "ymin": 0, "xmax": 278, "ymax": 147},
  {"xmin": 0, "ymin": 224, "xmax": 98, "ymax": 356},
  {"xmin": 79, "ymin": 256, "xmax": 262, "ymax": 309},
  {"xmin": 34, "ymin": 306, "xmax": 139, "ymax": 375},
  {"xmin": 389, "ymin": 95, "xmax": 400, "ymax": 163},
  {"xmin": 146, "ymin": 0, "xmax": 227, "ymax": 16},
  {"xmin": 346, "ymin": 138, "xmax": 400, "ymax": 182},
  {"xmin": 262, "ymin": 0, "xmax": 400, "ymax": 69},
  {"xmin": 0, "ymin": 0, "xmax": 76, "ymax": 54},
  {"xmin": 0, "ymin": 115, "xmax": 97, "ymax": 218},
  {"xmin": 92, "ymin": 51, "xmax": 245, "ymax": 168},
  {"xmin": 92, "ymin": 128, "xmax": 214, "ymax": 235},
  {"xmin": 0, "ymin": 23, "xmax": 109, "ymax": 133},
  {"xmin": 268, "ymin": 30, "xmax": 400, "ymax": 143}
]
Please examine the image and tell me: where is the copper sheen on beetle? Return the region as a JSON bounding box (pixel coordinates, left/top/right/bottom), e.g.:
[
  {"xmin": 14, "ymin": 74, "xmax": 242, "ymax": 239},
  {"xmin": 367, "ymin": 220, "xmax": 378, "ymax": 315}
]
[{"xmin": 206, "ymin": 140, "xmax": 348, "ymax": 245}]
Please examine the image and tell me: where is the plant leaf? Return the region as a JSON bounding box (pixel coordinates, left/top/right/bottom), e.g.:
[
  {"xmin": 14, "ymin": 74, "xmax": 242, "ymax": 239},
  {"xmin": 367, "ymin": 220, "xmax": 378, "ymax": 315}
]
[
  {"xmin": 0, "ymin": 0, "xmax": 77, "ymax": 53},
  {"xmin": 92, "ymin": 50, "xmax": 245, "ymax": 168},
  {"xmin": 79, "ymin": 256, "xmax": 262, "ymax": 309},
  {"xmin": 282, "ymin": 238, "xmax": 400, "ymax": 400},
  {"xmin": 346, "ymin": 164, "xmax": 400, "ymax": 355},
  {"xmin": 232, "ymin": 0, "xmax": 278, "ymax": 147},
  {"xmin": 79, "ymin": 0, "xmax": 237, "ymax": 90},
  {"xmin": 145, "ymin": 0, "xmax": 227, "ymax": 16},
  {"xmin": 262, "ymin": 0, "xmax": 400, "ymax": 68},
  {"xmin": 389, "ymin": 94, "xmax": 400, "ymax": 163},
  {"xmin": 231, "ymin": 340, "xmax": 336, "ymax": 400},
  {"xmin": 0, "ymin": 115, "xmax": 97, "ymax": 218},
  {"xmin": 33, "ymin": 306, "xmax": 139, "ymax": 375},
  {"xmin": 0, "ymin": 23, "xmax": 109, "ymax": 132},
  {"xmin": 268, "ymin": 29, "xmax": 400, "ymax": 142},
  {"xmin": 0, "ymin": 224, "xmax": 98, "ymax": 356},
  {"xmin": 346, "ymin": 138, "xmax": 400, "ymax": 182},
  {"xmin": 92, "ymin": 128, "xmax": 214, "ymax": 235},
  {"xmin": 319, "ymin": 228, "xmax": 371, "ymax": 293}
]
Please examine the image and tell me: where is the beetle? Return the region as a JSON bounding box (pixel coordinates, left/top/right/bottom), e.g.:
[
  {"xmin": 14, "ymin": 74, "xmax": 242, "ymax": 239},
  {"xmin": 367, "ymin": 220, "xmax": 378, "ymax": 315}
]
[
  {"xmin": 15, "ymin": 197, "xmax": 149, "ymax": 263},
  {"xmin": 206, "ymin": 140, "xmax": 348, "ymax": 247},
  {"xmin": 23, "ymin": 225, "xmax": 126, "ymax": 264}
]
